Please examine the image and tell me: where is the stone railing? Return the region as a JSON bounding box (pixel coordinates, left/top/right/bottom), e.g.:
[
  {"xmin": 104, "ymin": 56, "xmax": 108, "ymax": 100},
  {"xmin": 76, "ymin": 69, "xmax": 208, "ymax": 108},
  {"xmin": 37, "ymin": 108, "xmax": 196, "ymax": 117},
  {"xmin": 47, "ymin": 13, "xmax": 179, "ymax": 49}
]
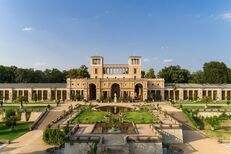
[
  {"xmin": 65, "ymin": 135, "xmax": 102, "ymax": 145},
  {"xmin": 152, "ymin": 124, "xmax": 182, "ymax": 129},
  {"xmin": 47, "ymin": 107, "xmax": 74, "ymax": 128},
  {"xmin": 30, "ymin": 109, "xmax": 48, "ymax": 130}
]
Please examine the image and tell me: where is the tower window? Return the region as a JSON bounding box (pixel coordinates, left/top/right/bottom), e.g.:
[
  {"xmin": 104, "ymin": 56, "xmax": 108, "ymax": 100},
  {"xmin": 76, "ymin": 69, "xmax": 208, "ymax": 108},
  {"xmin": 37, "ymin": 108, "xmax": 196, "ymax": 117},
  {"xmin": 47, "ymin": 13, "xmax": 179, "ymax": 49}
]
[
  {"xmin": 92, "ymin": 59, "xmax": 100, "ymax": 65},
  {"xmin": 134, "ymin": 68, "xmax": 137, "ymax": 74},
  {"xmin": 95, "ymin": 68, "xmax": 98, "ymax": 74}
]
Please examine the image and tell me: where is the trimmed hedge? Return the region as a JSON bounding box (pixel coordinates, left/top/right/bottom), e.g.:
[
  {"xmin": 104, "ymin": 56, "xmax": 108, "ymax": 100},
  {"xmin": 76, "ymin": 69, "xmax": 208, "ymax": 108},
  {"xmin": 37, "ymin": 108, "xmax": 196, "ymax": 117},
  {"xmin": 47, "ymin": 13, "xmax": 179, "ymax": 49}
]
[{"xmin": 43, "ymin": 128, "xmax": 65, "ymax": 145}]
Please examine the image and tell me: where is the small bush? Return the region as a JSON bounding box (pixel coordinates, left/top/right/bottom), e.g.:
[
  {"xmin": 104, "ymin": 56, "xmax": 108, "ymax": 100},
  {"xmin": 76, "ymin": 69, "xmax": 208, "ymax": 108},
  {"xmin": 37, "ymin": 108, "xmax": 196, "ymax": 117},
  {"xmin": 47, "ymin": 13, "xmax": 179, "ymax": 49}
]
[
  {"xmin": 25, "ymin": 111, "xmax": 31, "ymax": 121},
  {"xmin": 43, "ymin": 128, "xmax": 65, "ymax": 145}
]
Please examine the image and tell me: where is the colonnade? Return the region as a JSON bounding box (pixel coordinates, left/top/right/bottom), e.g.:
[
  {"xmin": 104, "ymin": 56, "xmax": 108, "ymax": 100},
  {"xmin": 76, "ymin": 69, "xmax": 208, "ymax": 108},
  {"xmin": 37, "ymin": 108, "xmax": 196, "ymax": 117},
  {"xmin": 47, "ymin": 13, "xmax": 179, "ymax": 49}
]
[
  {"xmin": 164, "ymin": 89, "xmax": 231, "ymax": 101},
  {"xmin": 104, "ymin": 67, "xmax": 129, "ymax": 74},
  {"xmin": 0, "ymin": 89, "xmax": 67, "ymax": 102}
]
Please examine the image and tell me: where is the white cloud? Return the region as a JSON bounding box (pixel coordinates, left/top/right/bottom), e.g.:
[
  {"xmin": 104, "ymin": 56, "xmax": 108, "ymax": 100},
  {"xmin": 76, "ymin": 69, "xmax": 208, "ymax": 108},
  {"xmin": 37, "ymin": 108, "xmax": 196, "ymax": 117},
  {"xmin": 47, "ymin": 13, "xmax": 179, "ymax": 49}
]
[
  {"xmin": 220, "ymin": 12, "xmax": 231, "ymax": 22},
  {"xmin": 163, "ymin": 59, "xmax": 173, "ymax": 63},
  {"xmin": 143, "ymin": 58, "xmax": 150, "ymax": 62},
  {"xmin": 22, "ymin": 27, "xmax": 33, "ymax": 31}
]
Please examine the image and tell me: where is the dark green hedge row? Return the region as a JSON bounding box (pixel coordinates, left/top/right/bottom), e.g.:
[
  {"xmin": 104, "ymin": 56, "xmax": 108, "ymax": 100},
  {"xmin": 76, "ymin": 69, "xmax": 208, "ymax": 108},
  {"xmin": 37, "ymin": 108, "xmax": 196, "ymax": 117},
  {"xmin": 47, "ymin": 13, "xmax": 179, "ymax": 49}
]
[{"xmin": 43, "ymin": 128, "xmax": 65, "ymax": 145}]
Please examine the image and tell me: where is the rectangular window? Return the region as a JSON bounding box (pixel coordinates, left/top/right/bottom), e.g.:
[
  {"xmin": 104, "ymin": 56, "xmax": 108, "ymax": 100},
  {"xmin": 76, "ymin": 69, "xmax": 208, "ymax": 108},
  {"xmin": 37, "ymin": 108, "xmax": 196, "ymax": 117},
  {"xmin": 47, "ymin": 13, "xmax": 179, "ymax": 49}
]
[
  {"xmin": 95, "ymin": 68, "xmax": 98, "ymax": 74},
  {"xmin": 92, "ymin": 59, "xmax": 100, "ymax": 65},
  {"xmin": 134, "ymin": 68, "xmax": 137, "ymax": 74}
]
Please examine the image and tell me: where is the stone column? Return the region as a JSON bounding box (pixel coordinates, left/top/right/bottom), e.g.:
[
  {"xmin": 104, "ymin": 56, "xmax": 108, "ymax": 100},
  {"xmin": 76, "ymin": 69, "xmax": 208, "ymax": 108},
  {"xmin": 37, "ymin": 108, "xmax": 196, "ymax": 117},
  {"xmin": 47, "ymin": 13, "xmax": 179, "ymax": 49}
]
[
  {"xmin": 9, "ymin": 89, "xmax": 13, "ymax": 102},
  {"xmin": 179, "ymin": 89, "xmax": 183, "ymax": 101},
  {"xmin": 67, "ymin": 89, "xmax": 71, "ymax": 100},
  {"xmin": 3, "ymin": 90, "xmax": 5, "ymax": 102},
  {"xmin": 28, "ymin": 89, "xmax": 32, "ymax": 102},
  {"xmin": 161, "ymin": 90, "xmax": 165, "ymax": 101},
  {"xmin": 17, "ymin": 90, "xmax": 19, "ymax": 98},
  {"xmin": 217, "ymin": 89, "xmax": 222, "ymax": 101},
  {"xmin": 198, "ymin": 89, "xmax": 203, "ymax": 100},
  {"xmin": 61, "ymin": 90, "xmax": 63, "ymax": 101},
  {"xmin": 48, "ymin": 89, "xmax": 52, "ymax": 101},
  {"xmin": 55, "ymin": 90, "xmax": 58, "ymax": 100}
]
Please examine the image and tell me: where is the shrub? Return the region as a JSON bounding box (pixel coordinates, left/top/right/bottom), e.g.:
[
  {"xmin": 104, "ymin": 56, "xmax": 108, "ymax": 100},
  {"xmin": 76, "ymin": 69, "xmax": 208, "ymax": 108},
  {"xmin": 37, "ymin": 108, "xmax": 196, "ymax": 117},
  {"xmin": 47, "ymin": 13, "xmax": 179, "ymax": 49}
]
[
  {"xmin": 5, "ymin": 109, "xmax": 16, "ymax": 118},
  {"xmin": 16, "ymin": 111, "xmax": 22, "ymax": 121},
  {"xmin": 25, "ymin": 111, "xmax": 31, "ymax": 121},
  {"xmin": 182, "ymin": 108, "xmax": 200, "ymax": 129},
  {"xmin": 205, "ymin": 116, "xmax": 221, "ymax": 130},
  {"xmin": 5, "ymin": 116, "xmax": 17, "ymax": 128},
  {"xmin": 43, "ymin": 128, "xmax": 65, "ymax": 145}
]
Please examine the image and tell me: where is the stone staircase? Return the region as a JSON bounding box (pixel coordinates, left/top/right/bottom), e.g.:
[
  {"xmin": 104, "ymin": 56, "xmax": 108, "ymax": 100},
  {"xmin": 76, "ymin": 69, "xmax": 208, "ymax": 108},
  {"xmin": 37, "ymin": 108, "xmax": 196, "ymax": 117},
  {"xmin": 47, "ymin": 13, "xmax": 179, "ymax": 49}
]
[{"xmin": 36, "ymin": 110, "xmax": 63, "ymax": 130}]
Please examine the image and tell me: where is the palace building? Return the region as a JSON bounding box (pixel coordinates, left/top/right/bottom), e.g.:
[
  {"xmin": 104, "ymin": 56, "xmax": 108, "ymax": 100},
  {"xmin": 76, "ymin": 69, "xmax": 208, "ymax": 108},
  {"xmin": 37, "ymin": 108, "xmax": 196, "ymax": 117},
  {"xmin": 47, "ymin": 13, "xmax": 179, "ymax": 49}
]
[{"xmin": 1, "ymin": 56, "xmax": 231, "ymax": 102}]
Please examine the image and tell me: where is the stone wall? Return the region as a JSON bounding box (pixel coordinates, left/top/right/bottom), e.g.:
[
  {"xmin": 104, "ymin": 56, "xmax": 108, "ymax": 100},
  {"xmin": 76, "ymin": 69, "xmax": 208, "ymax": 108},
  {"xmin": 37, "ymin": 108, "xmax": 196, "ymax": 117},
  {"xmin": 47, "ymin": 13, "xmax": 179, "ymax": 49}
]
[
  {"xmin": 64, "ymin": 143, "xmax": 92, "ymax": 154},
  {"xmin": 128, "ymin": 143, "xmax": 163, "ymax": 154}
]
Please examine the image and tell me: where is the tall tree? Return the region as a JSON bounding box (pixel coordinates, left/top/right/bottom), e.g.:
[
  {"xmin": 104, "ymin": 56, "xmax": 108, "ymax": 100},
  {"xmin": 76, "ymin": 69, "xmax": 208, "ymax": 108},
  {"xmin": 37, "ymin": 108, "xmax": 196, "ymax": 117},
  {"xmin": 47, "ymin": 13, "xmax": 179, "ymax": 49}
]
[
  {"xmin": 67, "ymin": 65, "xmax": 90, "ymax": 79},
  {"xmin": 158, "ymin": 65, "xmax": 191, "ymax": 83},
  {"xmin": 203, "ymin": 61, "xmax": 230, "ymax": 83},
  {"xmin": 190, "ymin": 70, "xmax": 204, "ymax": 83},
  {"xmin": 145, "ymin": 68, "xmax": 156, "ymax": 78}
]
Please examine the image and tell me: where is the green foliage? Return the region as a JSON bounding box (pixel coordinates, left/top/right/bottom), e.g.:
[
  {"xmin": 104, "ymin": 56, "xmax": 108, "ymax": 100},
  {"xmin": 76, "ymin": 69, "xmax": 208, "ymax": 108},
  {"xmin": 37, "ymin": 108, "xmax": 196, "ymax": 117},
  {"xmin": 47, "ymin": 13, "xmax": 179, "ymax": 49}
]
[
  {"xmin": 4, "ymin": 110, "xmax": 19, "ymax": 128},
  {"xmin": 205, "ymin": 116, "xmax": 221, "ymax": 130},
  {"xmin": 158, "ymin": 65, "xmax": 191, "ymax": 83},
  {"xmin": 144, "ymin": 68, "xmax": 156, "ymax": 78},
  {"xmin": 16, "ymin": 111, "xmax": 22, "ymax": 121},
  {"xmin": 182, "ymin": 108, "xmax": 200, "ymax": 129},
  {"xmin": 17, "ymin": 96, "xmax": 27, "ymax": 107},
  {"xmin": 5, "ymin": 109, "xmax": 16, "ymax": 118},
  {"xmin": 0, "ymin": 65, "xmax": 66, "ymax": 83},
  {"xmin": 66, "ymin": 65, "xmax": 90, "ymax": 79},
  {"xmin": 203, "ymin": 61, "xmax": 230, "ymax": 83},
  {"xmin": 190, "ymin": 70, "xmax": 204, "ymax": 83},
  {"xmin": 43, "ymin": 128, "xmax": 65, "ymax": 145},
  {"xmin": 25, "ymin": 111, "xmax": 31, "ymax": 121}
]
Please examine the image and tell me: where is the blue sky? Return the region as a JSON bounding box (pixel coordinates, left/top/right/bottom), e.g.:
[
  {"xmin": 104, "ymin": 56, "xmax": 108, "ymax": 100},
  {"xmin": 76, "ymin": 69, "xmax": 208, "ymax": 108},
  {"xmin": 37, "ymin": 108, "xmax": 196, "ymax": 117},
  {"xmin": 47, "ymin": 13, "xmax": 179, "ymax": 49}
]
[{"xmin": 0, "ymin": 0, "xmax": 231, "ymax": 72}]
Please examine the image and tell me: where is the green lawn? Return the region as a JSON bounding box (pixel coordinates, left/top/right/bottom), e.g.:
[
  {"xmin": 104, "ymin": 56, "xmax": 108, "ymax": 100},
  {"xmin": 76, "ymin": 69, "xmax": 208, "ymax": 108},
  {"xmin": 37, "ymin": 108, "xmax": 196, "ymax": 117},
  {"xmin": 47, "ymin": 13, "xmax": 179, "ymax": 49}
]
[
  {"xmin": 176, "ymin": 101, "xmax": 230, "ymax": 104},
  {"xmin": 203, "ymin": 120, "xmax": 231, "ymax": 139},
  {"xmin": 123, "ymin": 112, "xmax": 158, "ymax": 124},
  {"xmin": 71, "ymin": 111, "xmax": 107, "ymax": 124},
  {"xmin": 0, "ymin": 106, "xmax": 50, "ymax": 110},
  {"xmin": 0, "ymin": 122, "xmax": 32, "ymax": 141},
  {"xmin": 182, "ymin": 106, "xmax": 231, "ymax": 110},
  {"xmin": 3, "ymin": 101, "xmax": 55, "ymax": 104}
]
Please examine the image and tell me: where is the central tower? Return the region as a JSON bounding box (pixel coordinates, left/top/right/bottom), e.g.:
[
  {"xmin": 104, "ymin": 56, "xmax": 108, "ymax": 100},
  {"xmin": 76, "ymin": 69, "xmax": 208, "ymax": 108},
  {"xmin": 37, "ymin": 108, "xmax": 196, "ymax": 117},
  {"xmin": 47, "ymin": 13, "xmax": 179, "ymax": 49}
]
[{"xmin": 90, "ymin": 56, "xmax": 142, "ymax": 79}]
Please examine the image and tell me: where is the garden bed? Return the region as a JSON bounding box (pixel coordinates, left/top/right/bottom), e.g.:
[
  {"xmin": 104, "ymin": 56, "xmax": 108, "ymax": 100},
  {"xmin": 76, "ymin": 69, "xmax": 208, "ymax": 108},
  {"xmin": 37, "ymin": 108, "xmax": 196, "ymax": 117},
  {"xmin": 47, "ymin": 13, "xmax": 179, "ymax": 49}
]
[
  {"xmin": 0, "ymin": 122, "xmax": 32, "ymax": 140},
  {"xmin": 123, "ymin": 112, "xmax": 159, "ymax": 124},
  {"xmin": 71, "ymin": 111, "xmax": 107, "ymax": 124}
]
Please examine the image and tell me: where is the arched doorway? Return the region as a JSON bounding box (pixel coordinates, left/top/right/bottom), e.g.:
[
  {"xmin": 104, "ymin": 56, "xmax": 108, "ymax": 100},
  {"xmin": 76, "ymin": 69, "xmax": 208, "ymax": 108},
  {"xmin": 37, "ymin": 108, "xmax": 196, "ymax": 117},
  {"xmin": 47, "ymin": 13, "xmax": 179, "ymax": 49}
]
[
  {"xmin": 111, "ymin": 83, "xmax": 120, "ymax": 99},
  {"xmin": 89, "ymin": 84, "xmax": 96, "ymax": 100},
  {"xmin": 135, "ymin": 84, "xmax": 143, "ymax": 100}
]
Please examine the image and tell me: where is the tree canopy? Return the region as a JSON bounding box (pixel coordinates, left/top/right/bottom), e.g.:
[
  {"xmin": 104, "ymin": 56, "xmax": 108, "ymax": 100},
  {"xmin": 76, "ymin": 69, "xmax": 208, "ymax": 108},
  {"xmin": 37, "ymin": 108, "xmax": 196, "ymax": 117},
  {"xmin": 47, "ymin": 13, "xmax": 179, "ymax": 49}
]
[
  {"xmin": 144, "ymin": 68, "xmax": 156, "ymax": 78},
  {"xmin": 0, "ymin": 61, "xmax": 231, "ymax": 84},
  {"xmin": 158, "ymin": 65, "xmax": 191, "ymax": 83},
  {"xmin": 203, "ymin": 61, "xmax": 230, "ymax": 83},
  {"xmin": 0, "ymin": 65, "xmax": 89, "ymax": 83}
]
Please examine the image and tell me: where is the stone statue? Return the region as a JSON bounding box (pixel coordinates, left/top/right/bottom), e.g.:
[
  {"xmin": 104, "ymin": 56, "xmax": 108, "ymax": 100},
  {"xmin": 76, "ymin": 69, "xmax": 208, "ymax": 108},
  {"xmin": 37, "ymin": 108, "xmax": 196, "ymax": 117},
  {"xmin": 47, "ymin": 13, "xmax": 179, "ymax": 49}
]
[{"xmin": 114, "ymin": 92, "xmax": 117, "ymax": 103}]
